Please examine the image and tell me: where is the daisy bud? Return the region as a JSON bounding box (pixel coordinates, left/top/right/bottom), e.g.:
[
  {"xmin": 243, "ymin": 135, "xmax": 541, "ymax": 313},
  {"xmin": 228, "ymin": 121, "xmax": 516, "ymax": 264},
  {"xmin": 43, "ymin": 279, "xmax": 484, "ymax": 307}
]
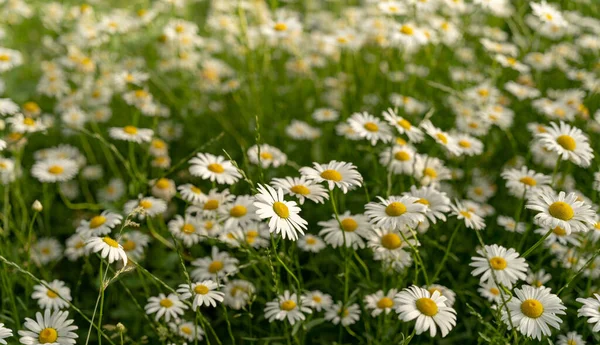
[
  {"xmin": 32, "ymin": 200, "xmax": 43, "ymax": 212},
  {"xmin": 116, "ymin": 323, "xmax": 126, "ymax": 333}
]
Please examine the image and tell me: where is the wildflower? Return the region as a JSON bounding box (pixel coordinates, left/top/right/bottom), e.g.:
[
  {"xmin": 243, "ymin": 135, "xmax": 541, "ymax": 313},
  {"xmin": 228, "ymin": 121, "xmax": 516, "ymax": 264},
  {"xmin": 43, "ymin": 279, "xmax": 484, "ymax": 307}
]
[
  {"xmin": 394, "ymin": 285, "xmax": 457, "ymax": 337},
  {"xmin": 264, "ymin": 290, "xmax": 311, "ymax": 325},
  {"xmin": 300, "ymin": 161, "xmax": 363, "ymax": 194},
  {"xmin": 318, "ymin": 211, "xmax": 371, "ymax": 249},
  {"xmin": 365, "ymin": 195, "xmax": 427, "ymax": 230},
  {"xmin": 85, "ymin": 236, "xmax": 128, "ymax": 265},
  {"xmin": 191, "ymin": 246, "xmax": 238, "ymax": 282},
  {"xmin": 325, "ymin": 302, "xmax": 361, "ymax": 326},
  {"xmin": 365, "ymin": 289, "xmax": 397, "ymax": 317},
  {"xmin": 576, "ymin": 294, "xmax": 600, "ymax": 332},
  {"xmin": 253, "ymin": 184, "xmax": 307, "ymax": 241},
  {"xmin": 189, "ymin": 153, "xmax": 241, "ymax": 185},
  {"xmin": 76, "ymin": 211, "xmax": 123, "ymax": 238},
  {"xmin": 271, "ymin": 176, "xmax": 328, "ymax": 205},
  {"xmin": 470, "ymin": 244, "xmax": 528, "ymax": 288},
  {"xmin": 536, "ymin": 121, "xmax": 593, "ymax": 167},
  {"xmin": 177, "ymin": 280, "xmax": 224, "ymax": 309},
  {"xmin": 32, "ymin": 280, "xmax": 72, "ymax": 311},
  {"xmin": 527, "ymin": 190, "xmax": 595, "ymax": 235},
  {"xmin": 145, "ymin": 293, "xmax": 188, "ymax": 322},
  {"xmin": 31, "ymin": 159, "xmax": 78, "ymax": 183}
]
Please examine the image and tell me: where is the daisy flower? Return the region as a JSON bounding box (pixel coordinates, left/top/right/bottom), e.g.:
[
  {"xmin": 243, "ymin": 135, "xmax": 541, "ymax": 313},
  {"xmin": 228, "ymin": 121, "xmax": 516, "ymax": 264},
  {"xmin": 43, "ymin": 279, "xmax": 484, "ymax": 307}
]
[
  {"xmin": 534, "ymin": 225, "xmax": 581, "ymax": 246},
  {"xmin": 379, "ymin": 145, "xmax": 416, "ymax": 175},
  {"xmin": 365, "ymin": 289, "xmax": 398, "ymax": 317},
  {"xmin": 177, "ymin": 183, "xmax": 208, "ymax": 204},
  {"xmin": 325, "ymin": 302, "xmax": 361, "ymax": 326},
  {"xmin": 527, "ymin": 269, "xmax": 552, "ymax": 288},
  {"xmin": 301, "ymin": 291, "xmax": 333, "ymax": 312},
  {"xmin": 394, "ymin": 285, "xmax": 457, "ymax": 337},
  {"xmin": 150, "ymin": 178, "xmax": 176, "ymax": 201},
  {"xmin": 189, "ymin": 153, "xmax": 241, "ymax": 185},
  {"xmin": 420, "ymin": 120, "xmax": 461, "ymax": 155},
  {"xmin": 124, "ymin": 196, "xmax": 167, "ymax": 218},
  {"xmin": 318, "ymin": 211, "xmax": 371, "ymax": 249},
  {"xmin": 347, "ymin": 111, "xmax": 393, "ymax": 146},
  {"xmin": 188, "ymin": 188, "xmax": 234, "ymax": 218},
  {"xmin": 169, "ymin": 321, "xmax": 204, "ymax": 342},
  {"xmin": 177, "ymin": 280, "xmax": 224, "ymax": 309},
  {"xmin": 527, "ymin": 190, "xmax": 595, "ymax": 235},
  {"xmin": 365, "ymin": 195, "xmax": 426, "ymax": 230},
  {"xmin": 297, "ymin": 234, "xmax": 326, "ymax": 253},
  {"xmin": 85, "ymin": 236, "xmax": 128, "ymax": 265},
  {"xmin": 31, "ymin": 238, "xmax": 63, "ymax": 265},
  {"xmin": 168, "ymin": 215, "xmax": 203, "ymax": 247},
  {"xmin": 449, "ymin": 200, "xmax": 486, "ymax": 230},
  {"xmin": 501, "ymin": 166, "xmax": 552, "ymax": 198},
  {"xmin": 497, "ymin": 215, "xmax": 526, "ymax": 233},
  {"xmin": 478, "ymin": 279, "xmax": 506, "ymax": 303},
  {"xmin": 145, "ymin": 293, "xmax": 188, "ymax": 322},
  {"xmin": 64, "ymin": 234, "xmax": 88, "ymax": 261},
  {"xmin": 271, "ymin": 176, "xmax": 328, "ymax": 205},
  {"xmin": 76, "ymin": 211, "xmax": 123, "ymax": 238},
  {"xmin": 247, "ymin": 144, "xmax": 287, "ymax": 168},
  {"xmin": 413, "ymin": 155, "xmax": 452, "ymax": 186},
  {"xmin": 7, "ymin": 114, "xmax": 47, "ymax": 133},
  {"xmin": 382, "ymin": 108, "xmax": 424, "ymax": 142},
  {"xmin": 191, "ymin": 246, "xmax": 238, "ymax": 282},
  {"xmin": 404, "ymin": 185, "xmax": 451, "ymax": 224},
  {"xmin": 220, "ymin": 195, "xmax": 258, "ymax": 229},
  {"xmin": 120, "ymin": 231, "xmax": 151, "ymax": 261},
  {"xmin": 32, "ymin": 280, "xmax": 72, "ymax": 310},
  {"xmin": 557, "ymin": 332, "xmax": 585, "ymax": 345},
  {"xmin": 253, "ymin": 184, "xmax": 307, "ymax": 241},
  {"xmin": 536, "ymin": 121, "xmax": 593, "ymax": 167},
  {"xmin": 453, "ymin": 133, "xmax": 484, "ymax": 156},
  {"xmin": 223, "ymin": 280, "xmax": 255, "ymax": 310},
  {"xmin": 97, "ymin": 178, "xmax": 125, "ymax": 202},
  {"xmin": 31, "ymin": 159, "xmax": 78, "ymax": 183},
  {"xmin": 576, "ymin": 294, "xmax": 600, "ymax": 332},
  {"xmin": 502, "ymin": 285, "xmax": 566, "ymax": 340},
  {"xmin": 108, "ymin": 125, "xmax": 153, "ymax": 143},
  {"xmin": 470, "ymin": 244, "xmax": 528, "ymax": 288},
  {"xmin": 531, "ymin": 1, "xmax": 567, "ymax": 27},
  {"xmin": 299, "ymin": 161, "xmax": 363, "ymax": 194},
  {"xmin": 368, "ymin": 227, "xmax": 417, "ymax": 257},
  {"xmin": 18, "ymin": 310, "xmax": 78, "ymax": 345},
  {"xmin": 0, "ymin": 323, "xmax": 11, "ymax": 345},
  {"xmin": 425, "ymin": 285, "xmax": 456, "ymax": 307},
  {"xmin": 264, "ymin": 290, "xmax": 312, "ymax": 325},
  {"xmin": 312, "ymin": 108, "xmax": 339, "ymax": 122}
]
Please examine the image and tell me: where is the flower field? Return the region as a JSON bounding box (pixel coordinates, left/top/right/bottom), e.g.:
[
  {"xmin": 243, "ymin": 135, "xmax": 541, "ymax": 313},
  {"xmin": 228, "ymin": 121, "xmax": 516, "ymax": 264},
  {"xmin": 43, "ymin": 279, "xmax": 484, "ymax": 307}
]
[{"xmin": 0, "ymin": 0, "xmax": 599, "ymax": 344}]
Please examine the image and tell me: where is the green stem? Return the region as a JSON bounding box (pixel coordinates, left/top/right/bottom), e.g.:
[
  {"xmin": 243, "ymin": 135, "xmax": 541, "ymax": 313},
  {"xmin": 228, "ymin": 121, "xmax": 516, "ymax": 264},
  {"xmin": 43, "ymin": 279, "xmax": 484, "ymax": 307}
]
[
  {"xmin": 521, "ymin": 228, "xmax": 553, "ymax": 258},
  {"xmin": 431, "ymin": 223, "xmax": 461, "ymax": 283}
]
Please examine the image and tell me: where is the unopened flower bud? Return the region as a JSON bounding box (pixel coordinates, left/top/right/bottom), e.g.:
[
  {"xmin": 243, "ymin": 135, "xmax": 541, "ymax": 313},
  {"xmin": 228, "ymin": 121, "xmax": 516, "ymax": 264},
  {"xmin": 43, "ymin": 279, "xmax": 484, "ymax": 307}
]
[{"xmin": 32, "ymin": 200, "xmax": 43, "ymax": 212}]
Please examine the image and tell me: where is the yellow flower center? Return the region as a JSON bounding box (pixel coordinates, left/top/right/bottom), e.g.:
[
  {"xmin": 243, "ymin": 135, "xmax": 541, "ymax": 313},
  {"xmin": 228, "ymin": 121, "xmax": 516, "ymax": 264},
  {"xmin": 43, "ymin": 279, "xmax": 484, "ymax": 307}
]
[
  {"xmin": 123, "ymin": 126, "xmax": 138, "ymax": 135},
  {"xmin": 207, "ymin": 163, "xmax": 224, "ymax": 173},
  {"xmin": 340, "ymin": 218, "xmax": 358, "ymax": 232},
  {"xmin": 247, "ymin": 230, "xmax": 259, "ymax": 238},
  {"xmin": 46, "ymin": 290, "xmax": 58, "ymax": 298},
  {"xmin": 548, "ymin": 201, "xmax": 574, "ymax": 221},
  {"xmin": 385, "ymin": 202, "xmax": 407, "ymax": 217},
  {"xmin": 23, "ymin": 117, "xmax": 36, "ymax": 126},
  {"xmin": 415, "ymin": 298, "xmax": 438, "ymax": 316},
  {"xmin": 47, "ymin": 165, "xmax": 64, "ymax": 175},
  {"xmin": 416, "ymin": 198, "xmax": 429, "ymax": 205},
  {"xmin": 460, "ymin": 211, "xmax": 472, "ymax": 219},
  {"xmin": 290, "ymin": 185, "xmax": 310, "ymax": 195},
  {"xmin": 556, "ymin": 135, "xmax": 576, "ymax": 151},
  {"xmin": 103, "ymin": 237, "xmax": 119, "ymax": 248},
  {"xmin": 489, "ymin": 257, "xmax": 507, "ymax": 270},
  {"xmin": 204, "ymin": 199, "xmax": 219, "ymax": 210},
  {"xmin": 436, "ymin": 133, "xmax": 448, "ymax": 144},
  {"xmin": 182, "ymin": 223, "xmax": 195, "ymax": 234},
  {"xmin": 519, "ymin": 176, "xmax": 537, "ymax": 186},
  {"xmin": 160, "ymin": 298, "xmax": 173, "ymax": 308},
  {"xmin": 205, "ymin": 221, "xmax": 214, "ymax": 231},
  {"xmin": 152, "ymin": 139, "xmax": 165, "ymax": 149},
  {"xmin": 181, "ymin": 326, "xmax": 192, "ymax": 335},
  {"xmin": 320, "ymin": 169, "xmax": 342, "ymax": 181},
  {"xmin": 194, "ymin": 284, "xmax": 209, "ymax": 295},
  {"xmin": 139, "ymin": 200, "xmax": 153, "ymax": 209},
  {"xmin": 155, "ymin": 178, "xmax": 170, "ymax": 190},
  {"xmin": 458, "ymin": 140, "xmax": 471, "ymax": 148},
  {"xmin": 567, "ymin": 340, "xmax": 577, "ymax": 345},
  {"xmin": 520, "ymin": 299, "xmax": 544, "ymax": 318},
  {"xmin": 364, "ymin": 122, "xmax": 379, "ymax": 132},
  {"xmin": 0, "ymin": 54, "xmax": 11, "ymax": 61},
  {"xmin": 423, "ymin": 167, "xmax": 437, "ymax": 178},
  {"xmin": 490, "ymin": 287, "xmax": 500, "ymax": 296},
  {"xmin": 208, "ymin": 260, "xmax": 224, "ymax": 273},
  {"xmin": 312, "ymin": 296, "xmax": 322, "ymax": 303},
  {"xmin": 191, "ymin": 186, "xmax": 202, "ymax": 194},
  {"xmin": 381, "ymin": 233, "xmax": 402, "ymax": 249},
  {"xmin": 260, "ymin": 152, "xmax": 273, "ymax": 160},
  {"xmin": 552, "ymin": 226, "xmax": 567, "ymax": 236},
  {"xmin": 89, "ymin": 215, "xmax": 107, "ymax": 229},
  {"xmin": 230, "ymin": 205, "xmax": 248, "ymax": 218},
  {"xmin": 377, "ymin": 297, "xmax": 394, "ymax": 309},
  {"xmin": 398, "ymin": 119, "xmax": 412, "ymax": 130},
  {"xmin": 394, "ymin": 151, "xmax": 411, "ymax": 161},
  {"xmin": 306, "ymin": 237, "xmax": 317, "ymax": 244},
  {"xmin": 122, "ymin": 240, "xmax": 136, "ymax": 251},
  {"xmin": 272, "ymin": 202, "xmax": 290, "ymax": 219},
  {"xmin": 274, "ymin": 22, "xmax": 288, "ymax": 31},
  {"xmin": 280, "ymin": 300, "xmax": 297, "ymax": 311},
  {"xmin": 38, "ymin": 328, "xmax": 58, "ymax": 344},
  {"xmin": 400, "ymin": 25, "xmax": 414, "ymax": 35}
]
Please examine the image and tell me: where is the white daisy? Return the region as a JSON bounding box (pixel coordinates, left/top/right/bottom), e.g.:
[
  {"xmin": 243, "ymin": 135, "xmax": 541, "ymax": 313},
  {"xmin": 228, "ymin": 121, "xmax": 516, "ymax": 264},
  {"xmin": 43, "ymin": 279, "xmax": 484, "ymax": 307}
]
[
  {"xmin": 497, "ymin": 215, "xmax": 526, "ymax": 233},
  {"xmin": 191, "ymin": 246, "xmax": 238, "ymax": 282},
  {"xmin": 253, "ymin": 184, "xmax": 307, "ymax": 241},
  {"xmin": 299, "ymin": 161, "xmax": 363, "ymax": 194},
  {"xmin": 365, "ymin": 289, "xmax": 398, "ymax": 317},
  {"xmin": 318, "ymin": 211, "xmax": 371, "ymax": 249},
  {"xmin": 413, "ymin": 155, "xmax": 452, "ymax": 186},
  {"xmin": 297, "ymin": 234, "xmax": 326, "ymax": 253},
  {"xmin": 85, "ymin": 236, "xmax": 128, "ymax": 265},
  {"xmin": 382, "ymin": 108, "xmax": 424, "ymax": 142},
  {"xmin": 477, "ymin": 279, "xmax": 505, "ymax": 303},
  {"xmin": 536, "ymin": 121, "xmax": 594, "ymax": 167},
  {"xmin": 150, "ymin": 178, "xmax": 176, "ymax": 201},
  {"xmin": 404, "ymin": 185, "xmax": 451, "ymax": 224},
  {"xmin": 501, "ymin": 166, "xmax": 552, "ymax": 198},
  {"xmin": 527, "ymin": 190, "xmax": 595, "ymax": 235},
  {"xmin": 576, "ymin": 294, "xmax": 600, "ymax": 332},
  {"xmin": 365, "ymin": 195, "xmax": 426, "ymax": 230},
  {"xmin": 247, "ymin": 144, "xmax": 287, "ymax": 168},
  {"xmin": 177, "ymin": 280, "xmax": 224, "ymax": 309},
  {"xmin": 108, "ymin": 125, "xmax": 154, "ymax": 143},
  {"xmin": 177, "ymin": 183, "xmax": 208, "ymax": 204},
  {"xmin": 7, "ymin": 114, "xmax": 47, "ymax": 133},
  {"xmin": 144, "ymin": 293, "xmax": 188, "ymax": 322},
  {"xmin": 31, "ymin": 280, "xmax": 72, "ymax": 311},
  {"xmin": 124, "ymin": 196, "xmax": 168, "ymax": 218},
  {"xmin": 31, "ymin": 159, "xmax": 79, "ymax": 183},
  {"xmin": 76, "ymin": 211, "xmax": 123, "ymax": 238},
  {"xmin": 31, "ymin": 238, "xmax": 63, "ymax": 265},
  {"xmin": 223, "ymin": 280, "xmax": 255, "ymax": 310},
  {"xmin": 526, "ymin": 269, "xmax": 552, "ymax": 288},
  {"xmin": 557, "ymin": 332, "xmax": 585, "ymax": 345},
  {"xmin": 189, "ymin": 153, "xmax": 241, "ymax": 185},
  {"xmin": 64, "ymin": 234, "xmax": 88, "ymax": 262},
  {"xmin": 264, "ymin": 290, "xmax": 312, "ymax": 325},
  {"xmin": 470, "ymin": 244, "xmax": 528, "ymax": 288},
  {"xmin": 301, "ymin": 291, "xmax": 333, "ymax": 312},
  {"xmin": 18, "ymin": 310, "xmax": 78, "ymax": 345},
  {"xmin": 220, "ymin": 195, "xmax": 258, "ymax": 229},
  {"xmin": 0, "ymin": 323, "xmax": 11, "ymax": 345},
  {"xmin": 449, "ymin": 200, "xmax": 486, "ymax": 230},
  {"xmin": 120, "ymin": 231, "xmax": 151, "ymax": 261},
  {"xmin": 347, "ymin": 111, "xmax": 393, "ymax": 146},
  {"xmin": 502, "ymin": 285, "xmax": 566, "ymax": 340},
  {"xmin": 169, "ymin": 321, "xmax": 204, "ymax": 342},
  {"xmin": 420, "ymin": 120, "xmax": 461, "ymax": 155},
  {"xmin": 424, "ymin": 285, "xmax": 456, "ymax": 307},
  {"xmin": 394, "ymin": 285, "xmax": 457, "ymax": 337},
  {"xmin": 324, "ymin": 302, "xmax": 361, "ymax": 326},
  {"xmin": 168, "ymin": 215, "xmax": 203, "ymax": 247},
  {"xmin": 271, "ymin": 176, "xmax": 329, "ymax": 205},
  {"xmin": 379, "ymin": 145, "xmax": 416, "ymax": 176}
]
